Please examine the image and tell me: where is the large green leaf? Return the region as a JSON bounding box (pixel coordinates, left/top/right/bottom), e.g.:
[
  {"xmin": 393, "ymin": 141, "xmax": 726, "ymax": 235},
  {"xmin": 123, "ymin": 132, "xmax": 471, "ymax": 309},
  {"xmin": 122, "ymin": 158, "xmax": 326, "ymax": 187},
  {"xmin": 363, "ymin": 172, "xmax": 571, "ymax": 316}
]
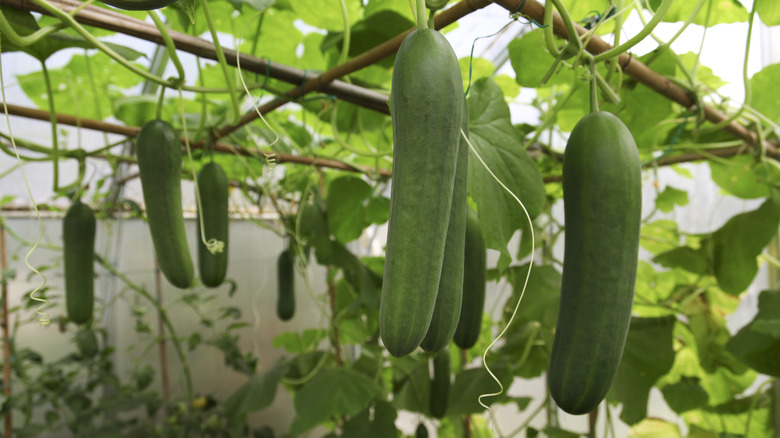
[
  {"xmin": 648, "ymin": 0, "xmax": 747, "ymax": 25},
  {"xmin": 709, "ymin": 155, "xmax": 771, "ymax": 199},
  {"xmin": 290, "ymin": 0, "xmax": 362, "ymax": 30},
  {"xmin": 756, "ymin": 0, "xmax": 780, "ymax": 25},
  {"xmin": 711, "ymin": 199, "xmax": 780, "ymax": 294},
  {"xmin": 447, "ymin": 365, "xmax": 513, "ymax": 415},
  {"xmin": 223, "ymin": 359, "xmax": 289, "ymax": 421},
  {"xmin": 608, "ymin": 316, "xmax": 676, "ymax": 425},
  {"xmin": 508, "ymin": 29, "xmax": 576, "ymax": 88},
  {"xmin": 750, "ymin": 62, "xmax": 780, "ymax": 124},
  {"xmin": 291, "ymin": 367, "xmax": 383, "ymax": 435},
  {"xmin": 326, "ymin": 175, "xmax": 372, "ymax": 243},
  {"xmin": 726, "ymin": 289, "xmax": 780, "ymax": 376},
  {"xmin": 467, "ymin": 77, "xmax": 546, "ymax": 271},
  {"xmin": 390, "ymin": 355, "xmax": 430, "ymax": 415},
  {"xmin": 342, "ymin": 401, "xmax": 398, "ymax": 438},
  {"xmin": 656, "ymin": 186, "xmax": 689, "ymax": 212}
]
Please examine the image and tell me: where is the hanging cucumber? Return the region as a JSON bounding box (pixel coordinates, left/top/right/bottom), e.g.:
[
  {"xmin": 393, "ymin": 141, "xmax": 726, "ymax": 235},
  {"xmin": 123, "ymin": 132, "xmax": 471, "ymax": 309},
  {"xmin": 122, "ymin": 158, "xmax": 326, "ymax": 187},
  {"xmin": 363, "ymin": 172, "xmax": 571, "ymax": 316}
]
[
  {"xmin": 453, "ymin": 208, "xmax": 487, "ymax": 350},
  {"xmin": 196, "ymin": 162, "xmax": 229, "ymax": 288},
  {"xmin": 277, "ymin": 246, "xmax": 295, "ymax": 321},
  {"xmin": 429, "ymin": 348, "xmax": 451, "ymax": 419},
  {"xmin": 63, "ymin": 201, "xmax": 96, "ymax": 325},
  {"xmin": 136, "ymin": 119, "xmax": 194, "ymax": 289},
  {"xmin": 547, "ymin": 111, "xmax": 642, "ymax": 415},
  {"xmin": 420, "ymin": 96, "xmax": 469, "ymax": 353},
  {"xmin": 379, "ymin": 28, "xmax": 464, "ymax": 358}
]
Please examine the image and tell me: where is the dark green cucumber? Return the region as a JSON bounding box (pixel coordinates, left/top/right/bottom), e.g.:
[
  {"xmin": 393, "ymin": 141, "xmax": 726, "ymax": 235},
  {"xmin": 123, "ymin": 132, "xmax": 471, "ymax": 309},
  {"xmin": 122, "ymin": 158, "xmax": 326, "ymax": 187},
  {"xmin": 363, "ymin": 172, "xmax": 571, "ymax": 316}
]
[
  {"xmin": 429, "ymin": 348, "xmax": 451, "ymax": 419},
  {"xmin": 277, "ymin": 247, "xmax": 295, "ymax": 321},
  {"xmin": 63, "ymin": 201, "xmax": 96, "ymax": 325},
  {"xmin": 548, "ymin": 111, "xmax": 642, "ymax": 415},
  {"xmin": 136, "ymin": 119, "xmax": 194, "ymax": 289},
  {"xmin": 100, "ymin": 0, "xmax": 175, "ymax": 10},
  {"xmin": 380, "ymin": 28, "xmax": 464, "ymax": 358},
  {"xmin": 453, "ymin": 208, "xmax": 487, "ymax": 350},
  {"xmin": 196, "ymin": 162, "xmax": 229, "ymax": 288},
  {"xmin": 420, "ymin": 96, "xmax": 469, "ymax": 352}
]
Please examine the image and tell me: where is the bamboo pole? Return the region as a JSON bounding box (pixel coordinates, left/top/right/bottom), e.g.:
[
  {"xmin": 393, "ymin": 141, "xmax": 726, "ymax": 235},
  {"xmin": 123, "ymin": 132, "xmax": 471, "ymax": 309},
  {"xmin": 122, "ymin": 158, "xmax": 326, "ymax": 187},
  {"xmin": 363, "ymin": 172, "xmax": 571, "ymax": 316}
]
[{"xmin": 1, "ymin": 225, "xmax": 11, "ymax": 437}]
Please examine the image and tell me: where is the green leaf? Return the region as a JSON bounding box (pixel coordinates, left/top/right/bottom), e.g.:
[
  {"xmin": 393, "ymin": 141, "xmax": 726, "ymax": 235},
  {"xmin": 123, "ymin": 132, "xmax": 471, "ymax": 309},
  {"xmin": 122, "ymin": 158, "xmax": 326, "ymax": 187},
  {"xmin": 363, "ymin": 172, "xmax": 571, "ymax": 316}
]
[
  {"xmin": 391, "ymin": 355, "xmax": 430, "ymax": 415},
  {"xmin": 365, "ymin": 196, "xmax": 390, "ymax": 225},
  {"xmin": 447, "ymin": 365, "xmax": 513, "ymax": 415},
  {"xmin": 649, "ymin": 0, "xmax": 747, "ymax": 25},
  {"xmin": 661, "ymin": 376, "xmax": 709, "ymax": 413},
  {"xmin": 656, "ymin": 186, "xmax": 689, "ymax": 212},
  {"xmin": 709, "ymin": 155, "xmax": 770, "ymax": 199},
  {"xmin": 653, "ymin": 246, "xmax": 709, "ymax": 275},
  {"xmin": 299, "ymin": 189, "xmax": 333, "ymax": 264},
  {"xmin": 504, "ymin": 263, "xmax": 561, "ymax": 332},
  {"xmin": 629, "ymin": 418, "xmax": 682, "ymax": 438},
  {"xmin": 224, "ymin": 359, "xmax": 289, "ymax": 421},
  {"xmin": 290, "ymin": 0, "xmax": 362, "ymax": 30},
  {"xmin": 750, "ymin": 62, "xmax": 780, "ymax": 124},
  {"xmin": 756, "ymin": 0, "xmax": 780, "ymax": 25},
  {"xmin": 291, "ymin": 368, "xmax": 383, "ymax": 435},
  {"xmin": 467, "ymin": 77, "xmax": 546, "ymax": 271},
  {"xmin": 326, "ymin": 175, "xmax": 372, "ymax": 243},
  {"xmin": 640, "ymin": 219, "xmax": 680, "ymax": 254},
  {"xmin": 726, "ymin": 289, "xmax": 780, "ymax": 376},
  {"xmin": 711, "ymin": 199, "xmax": 780, "ymax": 294},
  {"xmin": 342, "ymin": 401, "xmax": 398, "ymax": 438},
  {"xmin": 609, "ymin": 316, "xmax": 676, "ymax": 425},
  {"xmin": 272, "ymin": 329, "xmax": 327, "ymax": 354},
  {"xmin": 508, "ymin": 29, "xmax": 575, "ymax": 88}
]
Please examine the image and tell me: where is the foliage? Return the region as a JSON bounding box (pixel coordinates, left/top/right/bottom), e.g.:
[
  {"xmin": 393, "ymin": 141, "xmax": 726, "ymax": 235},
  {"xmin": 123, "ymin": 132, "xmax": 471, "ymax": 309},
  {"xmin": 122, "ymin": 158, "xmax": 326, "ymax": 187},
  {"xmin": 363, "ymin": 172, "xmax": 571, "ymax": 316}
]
[{"xmin": 1, "ymin": 0, "xmax": 780, "ymax": 436}]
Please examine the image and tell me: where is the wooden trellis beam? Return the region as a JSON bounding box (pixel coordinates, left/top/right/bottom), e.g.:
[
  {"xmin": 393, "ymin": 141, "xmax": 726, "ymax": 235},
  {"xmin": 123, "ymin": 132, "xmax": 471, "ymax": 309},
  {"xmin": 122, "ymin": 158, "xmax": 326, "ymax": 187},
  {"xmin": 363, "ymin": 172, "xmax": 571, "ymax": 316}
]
[{"xmin": 498, "ymin": 0, "xmax": 774, "ymax": 155}]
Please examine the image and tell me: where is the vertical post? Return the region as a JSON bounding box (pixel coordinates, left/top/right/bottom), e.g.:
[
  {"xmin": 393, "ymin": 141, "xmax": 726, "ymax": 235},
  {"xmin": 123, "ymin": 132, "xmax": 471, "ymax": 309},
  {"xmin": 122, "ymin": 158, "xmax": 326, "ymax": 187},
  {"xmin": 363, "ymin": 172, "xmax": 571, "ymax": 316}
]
[
  {"xmin": 1, "ymin": 225, "xmax": 12, "ymax": 437},
  {"xmin": 155, "ymin": 258, "xmax": 170, "ymax": 403}
]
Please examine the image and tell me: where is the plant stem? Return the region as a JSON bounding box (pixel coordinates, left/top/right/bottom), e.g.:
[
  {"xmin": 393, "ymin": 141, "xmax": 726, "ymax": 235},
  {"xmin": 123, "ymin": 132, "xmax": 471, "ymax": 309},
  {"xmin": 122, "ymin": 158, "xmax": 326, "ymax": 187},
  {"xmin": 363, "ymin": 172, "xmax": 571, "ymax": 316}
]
[
  {"xmin": 416, "ymin": 0, "xmax": 427, "ymax": 29},
  {"xmin": 592, "ymin": 0, "xmax": 674, "ymax": 63},
  {"xmin": 40, "ymin": 61, "xmax": 60, "ymax": 192},
  {"xmin": 94, "ymin": 254, "xmax": 194, "ymax": 401},
  {"xmin": 199, "ymin": 0, "xmax": 241, "ymax": 122}
]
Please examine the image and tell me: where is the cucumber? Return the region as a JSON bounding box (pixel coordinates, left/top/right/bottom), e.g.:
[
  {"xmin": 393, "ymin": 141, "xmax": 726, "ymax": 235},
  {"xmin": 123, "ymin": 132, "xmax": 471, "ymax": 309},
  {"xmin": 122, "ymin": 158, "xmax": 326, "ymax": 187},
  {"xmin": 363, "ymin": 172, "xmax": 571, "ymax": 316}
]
[
  {"xmin": 379, "ymin": 28, "xmax": 464, "ymax": 358},
  {"xmin": 453, "ymin": 208, "xmax": 486, "ymax": 350},
  {"xmin": 547, "ymin": 111, "xmax": 642, "ymax": 415},
  {"xmin": 136, "ymin": 119, "xmax": 194, "ymax": 289},
  {"xmin": 429, "ymin": 348, "xmax": 451, "ymax": 419},
  {"xmin": 100, "ymin": 0, "xmax": 175, "ymax": 10},
  {"xmin": 63, "ymin": 201, "xmax": 96, "ymax": 325},
  {"xmin": 415, "ymin": 423, "xmax": 428, "ymax": 438},
  {"xmin": 420, "ymin": 96, "xmax": 469, "ymax": 352},
  {"xmin": 277, "ymin": 247, "xmax": 295, "ymax": 321},
  {"xmin": 196, "ymin": 162, "xmax": 229, "ymax": 288}
]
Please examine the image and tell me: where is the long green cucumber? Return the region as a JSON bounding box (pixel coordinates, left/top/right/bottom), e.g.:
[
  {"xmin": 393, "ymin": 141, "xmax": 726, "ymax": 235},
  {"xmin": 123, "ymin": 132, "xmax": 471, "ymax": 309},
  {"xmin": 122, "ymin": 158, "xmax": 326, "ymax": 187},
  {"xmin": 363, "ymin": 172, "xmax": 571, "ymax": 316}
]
[
  {"xmin": 277, "ymin": 247, "xmax": 295, "ymax": 321},
  {"xmin": 420, "ymin": 96, "xmax": 469, "ymax": 352},
  {"xmin": 196, "ymin": 162, "xmax": 229, "ymax": 288},
  {"xmin": 453, "ymin": 208, "xmax": 486, "ymax": 350},
  {"xmin": 379, "ymin": 28, "xmax": 464, "ymax": 358},
  {"xmin": 136, "ymin": 119, "xmax": 194, "ymax": 289},
  {"xmin": 547, "ymin": 111, "xmax": 642, "ymax": 415},
  {"xmin": 429, "ymin": 348, "xmax": 451, "ymax": 419},
  {"xmin": 63, "ymin": 201, "xmax": 96, "ymax": 325}
]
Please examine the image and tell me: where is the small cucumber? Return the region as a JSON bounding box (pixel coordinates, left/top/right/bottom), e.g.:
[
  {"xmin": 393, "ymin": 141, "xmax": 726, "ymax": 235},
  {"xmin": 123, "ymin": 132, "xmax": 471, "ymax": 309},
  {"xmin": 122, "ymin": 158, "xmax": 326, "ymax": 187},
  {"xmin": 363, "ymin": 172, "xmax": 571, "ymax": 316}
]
[
  {"xmin": 196, "ymin": 162, "xmax": 229, "ymax": 288},
  {"xmin": 453, "ymin": 208, "xmax": 487, "ymax": 350},
  {"xmin": 415, "ymin": 423, "xmax": 428, "ymax": 438},
  {"xmin": 277, "ymin": 247, "xmax": 295, "ymax": 321},
  {"xmin": 420, "ymin": 96, "xmax": 469, "ymax": 352},
  {"xmin": 136, "ymin": 119, "xmax": 194, "ymax": 289},
  {"xmin": 380, "ymin": 28, "xmax": 464, "ymax": 357},
  {"xmin": 63, "ymin": 201, "xmax": 96, "ymax": 325},
  {"xmin": 430, "ymin": 348, "xmax": 451, "ymax": 419},
  {"xmin": 547, "ymin": 111, "xmax": 642, "ymax": 415}
]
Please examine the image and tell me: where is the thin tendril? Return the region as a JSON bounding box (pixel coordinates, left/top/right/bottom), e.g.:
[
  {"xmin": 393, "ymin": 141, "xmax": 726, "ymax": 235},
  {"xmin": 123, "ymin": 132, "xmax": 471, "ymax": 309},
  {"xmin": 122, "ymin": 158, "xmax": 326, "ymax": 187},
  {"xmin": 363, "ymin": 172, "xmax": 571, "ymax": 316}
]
[
  {"xmin": 462, "ymin": 129, "xmax": 535, "ymax": 434},
  {"xmin": 0, "ymin": 37, "xmax": 50, "ymax": 326}
]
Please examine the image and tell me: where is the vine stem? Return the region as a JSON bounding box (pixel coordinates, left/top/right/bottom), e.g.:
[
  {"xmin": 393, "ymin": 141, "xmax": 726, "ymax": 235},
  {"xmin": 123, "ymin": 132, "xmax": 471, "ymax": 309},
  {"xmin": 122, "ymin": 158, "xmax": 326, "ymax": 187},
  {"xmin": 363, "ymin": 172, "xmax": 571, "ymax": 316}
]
[
  {"xmin": 155, "ymin": 259, "xmax": 171, "ymax": 403},
  {"xmin": 40, "ymin": 61, "xmax": 60, "ymax": 192},
  {"xmin": 199, "ymin": 0, "xmax": 241, "ymax": 122},
  {"xmin": 94, "ymin": 253, "xmax": 194, "ymax": 402},
  {"xmin": 416, "ymin": 0, "xmax": 427, "ymax": 29},
  {"xmin": 592, "ymin": 0, "xmax": 673, "ymax": 63}
]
